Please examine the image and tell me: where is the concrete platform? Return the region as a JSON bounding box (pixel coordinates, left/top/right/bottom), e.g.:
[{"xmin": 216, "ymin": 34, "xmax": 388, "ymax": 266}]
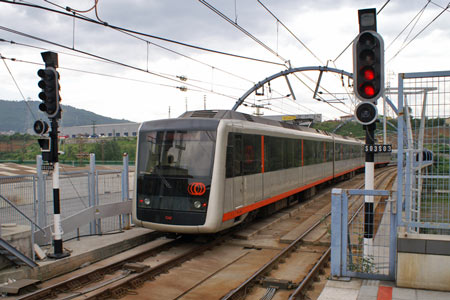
[
  {"xmin": 0, "ymin": 227, "xmax": 157, "ymax": 285},
  {"xmin": 318, "ymin": 278, "xmax": 450, "ymax": 300}
]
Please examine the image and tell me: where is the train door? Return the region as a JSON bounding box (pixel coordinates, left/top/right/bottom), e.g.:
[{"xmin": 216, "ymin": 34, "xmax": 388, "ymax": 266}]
[{"xmin": 232, "ymin": 133, "xmax": 245, "ymax": 210}]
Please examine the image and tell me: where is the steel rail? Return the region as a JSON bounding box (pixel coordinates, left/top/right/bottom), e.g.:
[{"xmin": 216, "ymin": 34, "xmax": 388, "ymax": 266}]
[
  {"xmin": 17, "ymin": 231, "xmax": 167, "ymax": 300},
  {"xmin": 81, "ymin": 235, "xmax": 230, "ymax": 300},
  {"xmin": 222, "ymin": 167, "xmax": 395, "ymax": 300},
  {"xmin": 288, "ymin": 169, "xmax": 397, "ymax": 299}
]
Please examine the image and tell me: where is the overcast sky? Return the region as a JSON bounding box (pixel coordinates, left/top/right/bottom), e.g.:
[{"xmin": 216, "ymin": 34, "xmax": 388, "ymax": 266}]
[{"xmin": 1, "ymin": 0, "xmax": 450, "ymax": 123}]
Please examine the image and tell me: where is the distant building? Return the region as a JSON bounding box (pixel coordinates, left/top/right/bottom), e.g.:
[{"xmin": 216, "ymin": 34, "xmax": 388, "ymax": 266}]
[{"xmin": 60, "ymin": 122, "xmax": 140, "ymax": 138}]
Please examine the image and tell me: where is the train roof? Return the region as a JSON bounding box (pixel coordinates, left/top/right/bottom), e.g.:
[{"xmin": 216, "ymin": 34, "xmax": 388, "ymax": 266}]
[{"xmin": 179, "ymin": 110, "xmax": 360, "ymax": 142}]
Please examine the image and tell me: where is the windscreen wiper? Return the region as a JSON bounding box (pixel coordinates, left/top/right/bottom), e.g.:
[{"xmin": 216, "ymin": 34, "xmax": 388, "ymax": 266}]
[{"xmin": 154, "ymin": 166, "xmax": 172, "ymax": 189}]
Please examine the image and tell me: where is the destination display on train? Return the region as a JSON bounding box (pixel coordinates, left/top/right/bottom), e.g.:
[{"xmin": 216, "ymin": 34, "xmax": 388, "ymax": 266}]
[{"xmin": 364, "ymin": 144, "xmax": 392, "ymax": 153}]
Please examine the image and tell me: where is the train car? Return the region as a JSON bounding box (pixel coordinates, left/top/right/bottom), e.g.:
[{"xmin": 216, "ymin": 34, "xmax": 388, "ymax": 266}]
[{"xmin": 132, "ymin": 110, "xmax": 390, "ymax": 234}]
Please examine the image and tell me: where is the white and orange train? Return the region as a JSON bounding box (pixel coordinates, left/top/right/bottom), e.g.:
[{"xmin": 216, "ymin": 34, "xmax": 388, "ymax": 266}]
[{"xmin": 132, "ymin": 110, "xmax": 390, "ymax": 234}]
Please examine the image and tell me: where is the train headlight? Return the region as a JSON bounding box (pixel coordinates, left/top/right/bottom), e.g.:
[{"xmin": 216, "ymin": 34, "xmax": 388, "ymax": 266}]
[
  {"xmin": 144, "ymin": 198, "xmax": 151, "ymax": 206},
  {"xmin": 193, "ymin": 200, "xmax": 202, "ymax": 209}
]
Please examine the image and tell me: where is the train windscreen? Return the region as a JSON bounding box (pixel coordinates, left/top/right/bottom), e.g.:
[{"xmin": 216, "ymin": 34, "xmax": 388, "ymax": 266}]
[{"xmin": 136, "ymin": 130, "xmax": 216, "ymax": 225}]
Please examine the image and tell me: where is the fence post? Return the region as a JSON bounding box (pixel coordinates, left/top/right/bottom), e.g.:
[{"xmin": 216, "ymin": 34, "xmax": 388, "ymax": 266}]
[
  {"xmin": 122, "ymin": 153, "xmax": 131, "ymax": 229},
  {"xmin": 331, "ymin": 188, "xmax": 343, "ymax": 277},
  {"xmin": 36, "ymin": 155, "xmax": 47, "ymax": 229},
  {"xmin": 89, "ymin": 153, "xmax": 96, "ymax": 234}
]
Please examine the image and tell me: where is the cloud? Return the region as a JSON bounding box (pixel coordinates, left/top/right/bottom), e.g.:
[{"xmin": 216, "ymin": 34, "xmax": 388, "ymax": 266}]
[{"xmin": 0, "ymin": 0, "xmax": 449, "ymax": 123}]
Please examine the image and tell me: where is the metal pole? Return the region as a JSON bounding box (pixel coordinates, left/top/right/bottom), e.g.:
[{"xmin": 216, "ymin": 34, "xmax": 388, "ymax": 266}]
[
  {"xmin": 47, "ymin": 118, "xmax": 70, "ymax": 259},
  {"xmin": 363, "ymin": 122, "xmax": 376, "ymax": 257},
  {"xmin": 36, "ymin": 155, "xmax": 47, "ymax": 229},
  {"xmin": 383, "ymin": 95, "xmax": 387, "ymax": 144},
  {"xmin": 122, "ymin": 153, "xmax": 131, "ymax": 229},
  {"xmin": 89, "ymin": 153, "xmax": 96, "ymax": 234}
]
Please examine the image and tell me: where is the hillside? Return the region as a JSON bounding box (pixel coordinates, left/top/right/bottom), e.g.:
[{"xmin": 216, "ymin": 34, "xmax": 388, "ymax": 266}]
[{"xmin": 0, "ymin": 100, "xmax": 131, "ymax": 133}]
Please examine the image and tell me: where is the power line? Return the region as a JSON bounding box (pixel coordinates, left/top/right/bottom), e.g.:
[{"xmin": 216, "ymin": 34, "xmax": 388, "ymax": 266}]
[
  {"xmin": 197, "ymin": 0, "xmax": 288, "ymax": 64},
  {"xmin": 40, "ymin": 0, "xmax": 256, "ymax": 84},
  {"xmin": 377, "ymin": 0, "xmax": 391, "ymax": 14},
  {"xmin": 387, "ymin": 1, "xmax": 450, "ymax": 64},
  {"xmin": 0, "ymin": 53, "xmax": 38, "ymax": 120},
  {"xmin": 0, "ymin": 0, "xmax": 284, "ymax": 66},
  {"xmin": 0, "ymin": 54, "xmax": 244, "ymax": 102},
  {"xmin": 332, "ymin": 1, "xmax": 392, "ymax": 63},
  {"xmin": 0, "ymin": 39, "xmax": 248, "ymax": 93},
  {"xmin": 256, "ymin": 0, "xmax": 324, "ymax": 65},
  {"xmin": 3, "ymin": 54, "xmax": 243, "ymax": 101},
  {"xmin": 385, "ymin": 1, "xmax": 431, "ymax": 51},
  {"xmin": 0, "ymin": 26, "xmax": 241, "ymax": 101}
]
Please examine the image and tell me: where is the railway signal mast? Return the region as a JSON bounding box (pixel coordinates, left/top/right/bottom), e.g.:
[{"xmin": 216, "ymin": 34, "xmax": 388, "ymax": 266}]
[
  {"xmin": 353, "ymin": 9, "xmax": 388, "ymax": 256},
  {"xmin": 34, "ymin": 51, "xmax": 70, "ymax": 259}
]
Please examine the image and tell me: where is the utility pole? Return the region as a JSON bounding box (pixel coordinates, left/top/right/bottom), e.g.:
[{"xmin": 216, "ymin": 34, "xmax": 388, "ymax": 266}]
[{"xmin": 203, "ymin": 95, "xmax": 206, "ymax": 110}]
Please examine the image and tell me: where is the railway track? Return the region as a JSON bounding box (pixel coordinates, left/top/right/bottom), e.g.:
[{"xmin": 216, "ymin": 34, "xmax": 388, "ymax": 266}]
[
  {"xmin": 16, "ymin": 167, "xmax": 396, "ymax": 300},
  {"xmin": 223, "ymin": 166, "xmax": 396, "ymax": 300}
]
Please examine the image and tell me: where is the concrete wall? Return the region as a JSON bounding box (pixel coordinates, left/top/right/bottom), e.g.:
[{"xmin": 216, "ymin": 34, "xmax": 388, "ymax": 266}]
[
  {"xmin": 0, "ymin": 224, "xmax": 32, "ymax": 270},
  {"xmin": 397, "ymin": 232, "xmax": 450, "ymax": 291}
]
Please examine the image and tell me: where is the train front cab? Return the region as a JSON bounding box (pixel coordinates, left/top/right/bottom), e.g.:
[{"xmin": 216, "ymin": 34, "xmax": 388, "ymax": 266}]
[{"xmin": 133, "ymin": 119, "xmax": 221, "ymax": 234}]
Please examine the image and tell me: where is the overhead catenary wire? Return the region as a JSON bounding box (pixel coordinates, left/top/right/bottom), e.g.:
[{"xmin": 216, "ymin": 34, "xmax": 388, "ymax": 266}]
[
  {"xmin": 385, "ymin": 1, "xmax": 431, "ymax": 51},
  {"xmin": 20, "ymin": 0, "xmax": 267, "ymax": 85},
  {"xmin": 41, "ymin": 0, "xmax": 257, "ymax": 83},
  {"xmin": 332, "ymin": 0, "xmax": 392, "ymax": 63},
  {"xmin": 197, "ymin": 0, "xmax": 288, "ymax": 64},
  {"xmin": 387, "ymin": 1, "xmax": 450, "ymax": 64},
  {"xmin": 0, "ymin": 25, "xmax": 241, "ymax": 101},
  {"xmin": 256, "ymin": 0, "xmax": 324, "ymax": 65},
  {"xmin": 0, "ymin": 55, "xmax": 245, "ymax": 112},
  {"xmin": 0, "ymin": 0, "xmax": 284, "ymax": 66},
  {"xmin": 0, "ymin": 53, "xmax": 38, "ymax": 120},
  {"xmin": 0, "ymin": 41, "xmax": 248, "ymax": 93}
]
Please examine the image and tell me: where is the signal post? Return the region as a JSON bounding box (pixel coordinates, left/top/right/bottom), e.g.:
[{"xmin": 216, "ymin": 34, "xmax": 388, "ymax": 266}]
[
  {"xmin": 34, "ymin": 51, "xmax": 70, "ymax": 259},
  {"xmin": 353, "ymin": 9, "xmax": 389, "ymax": 256}
]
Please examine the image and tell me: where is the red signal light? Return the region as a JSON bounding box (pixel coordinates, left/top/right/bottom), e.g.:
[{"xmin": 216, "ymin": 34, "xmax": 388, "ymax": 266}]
[
  {"xmin": 363, "ymin": 68, "xmax": 375, "ymax": 80},
  {"xmin": 363, "ymin": 85, "xmax": 375, "ymax": 97}
]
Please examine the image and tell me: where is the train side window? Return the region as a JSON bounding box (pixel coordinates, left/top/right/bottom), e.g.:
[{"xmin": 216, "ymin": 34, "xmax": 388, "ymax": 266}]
[
  {"xmin": 265, "ymin": 136, "xmax": 283, "ymax": 172},
  {"xmin": 284, "ymin": 139, "xmax": 295, "ymax": 169},
  {"xmin": 234, "ymin": 134, "xmax": 243, "ymax": 177},
  {"xmin": 303, "ymin": 140, "xmax": 314, "ymax": 165},
  {"xmin": 335, "ymin": 143, "xmax": 341, "ymax": 161},
  {"xmin": 316, "ymin": 141, "xmax": 322, "ymax": 164},
  {"xmin": 343, "ymin": 144, "xmax": 350, "ymax": 160},
  {"xmin": 243, "ymin": 134, "xmax": 261, "ymax": 175},
  {"xmin": 327, "ymin": 142, "xmax": 333, "ymax": 162},
  {"xmin": 226, "ymin": 133, "xmax": 234, "ymax": 178},
  {"xmin": 294, "ymin": 139, "xmax": 301, "ymax": 167}
]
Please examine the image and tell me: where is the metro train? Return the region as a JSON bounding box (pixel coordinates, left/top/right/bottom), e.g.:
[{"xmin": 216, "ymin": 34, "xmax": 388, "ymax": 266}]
[{"xmin": 132, "ymin": 110, "xmax": 390, "ymax": 234}]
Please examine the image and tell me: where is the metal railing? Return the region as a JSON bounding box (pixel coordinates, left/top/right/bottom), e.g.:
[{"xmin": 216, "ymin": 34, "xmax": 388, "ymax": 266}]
[
  {"xmin": 0, "ymin": 154, "xmax": 133, "ymax": 250},
  {"xmin": 331, "ymin": 188, "xmax": 396, "ymax": 280},
  {"xmin": 397, "ymin": 71, "xmax": 450, "ymax": 234}
]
